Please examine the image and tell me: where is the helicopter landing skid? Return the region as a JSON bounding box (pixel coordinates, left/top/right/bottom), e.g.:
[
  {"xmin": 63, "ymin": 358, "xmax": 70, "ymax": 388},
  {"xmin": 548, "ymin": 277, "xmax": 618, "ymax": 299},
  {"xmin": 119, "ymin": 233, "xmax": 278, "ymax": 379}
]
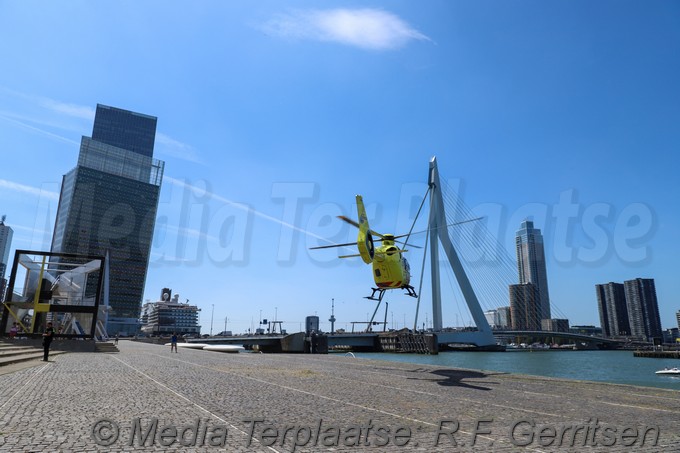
[
  {"xmin": 364, "ymin": 288, "xmax": 386, "ymax": 302},
  {"xmin": 364, "ymin": 285, "xmax": 418, "ymax": 301},
  {"xmin": 403, "ymin": 285, "xmax": 418, "ymax": 298}
]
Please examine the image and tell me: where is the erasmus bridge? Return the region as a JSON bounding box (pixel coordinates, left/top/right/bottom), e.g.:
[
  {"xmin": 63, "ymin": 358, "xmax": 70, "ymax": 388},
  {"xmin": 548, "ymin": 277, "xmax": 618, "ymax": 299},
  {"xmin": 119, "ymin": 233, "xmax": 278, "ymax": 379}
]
[
  {"xmin": 409, "ymin": 157, "xmax": 620, "ymax": 349},
  {"xmin": 197, "ymin": 157, "xmax": 619, "ymax": 353}
]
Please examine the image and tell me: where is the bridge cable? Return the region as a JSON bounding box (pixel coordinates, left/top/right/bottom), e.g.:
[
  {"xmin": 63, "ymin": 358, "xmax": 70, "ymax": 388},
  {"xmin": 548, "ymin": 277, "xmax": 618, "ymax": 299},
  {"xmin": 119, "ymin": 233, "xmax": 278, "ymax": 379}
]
[
  {"xmin": 401, "ymin": 186, "xmax": 431, "ymax": 250},
  {"xmin": 413, "ymin": 215, "xmax": 430, "ymax": 332}
]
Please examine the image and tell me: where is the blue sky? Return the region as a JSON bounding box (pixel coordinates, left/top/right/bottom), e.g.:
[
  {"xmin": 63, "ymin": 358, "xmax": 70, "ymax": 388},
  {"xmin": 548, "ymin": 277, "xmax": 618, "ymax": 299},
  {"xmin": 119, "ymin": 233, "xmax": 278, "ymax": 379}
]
[{"xmin": 1, "ymin": 1, "xmax": 678, "ymax": 334}]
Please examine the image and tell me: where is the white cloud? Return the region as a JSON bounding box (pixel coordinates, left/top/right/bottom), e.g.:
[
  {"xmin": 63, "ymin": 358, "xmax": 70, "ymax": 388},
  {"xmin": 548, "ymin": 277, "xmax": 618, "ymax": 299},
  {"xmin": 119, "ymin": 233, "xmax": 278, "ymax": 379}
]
[
  {"xmin": 0, "ymin": 86, "xmax": 95, "ymax": 121},
  {"xmin": 1, "ymin": 87, "xmax": 202, "ymax": 165},
  {"xmin": 0, "ymin": 179, "xmax": 60, "ymax": 201},
  {"xmin": 262, "ymin": 8, "xmax": 431, "ymax": 51},
  {"xmin": 155, "ymin": 132, "xmax": 204, "ymax": 165},
  {"xmin": 40, "ymin": 99, "xmax": 95, "ymax": 120}
]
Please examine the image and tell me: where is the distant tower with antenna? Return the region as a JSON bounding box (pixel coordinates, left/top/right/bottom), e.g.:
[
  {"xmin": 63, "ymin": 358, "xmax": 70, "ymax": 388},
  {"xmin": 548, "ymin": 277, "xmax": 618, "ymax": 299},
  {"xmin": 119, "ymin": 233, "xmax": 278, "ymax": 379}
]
[
  {"xmin": 0, "ymin": 215, "xmax": 14, "ymax": 302},
  {"xmin": 328, "ymin": 298, "xmax": 336, "ymax": 334}
]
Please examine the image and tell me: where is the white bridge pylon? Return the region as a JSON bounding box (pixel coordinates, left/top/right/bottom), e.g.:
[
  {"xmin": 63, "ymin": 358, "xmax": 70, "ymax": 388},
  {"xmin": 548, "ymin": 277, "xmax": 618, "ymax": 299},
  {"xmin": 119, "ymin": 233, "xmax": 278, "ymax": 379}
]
[{"xmin": 426, "ymin": 156, "xmax": 495, "ymax": 347}]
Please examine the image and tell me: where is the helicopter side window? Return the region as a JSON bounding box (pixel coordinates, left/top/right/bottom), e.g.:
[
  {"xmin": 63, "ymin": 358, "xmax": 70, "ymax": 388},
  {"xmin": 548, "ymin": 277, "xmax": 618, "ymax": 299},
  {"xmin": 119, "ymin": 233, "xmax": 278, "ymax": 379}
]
[{"xmin": 374, "ymin": 269, "xmax": 381, "ymax": 277}]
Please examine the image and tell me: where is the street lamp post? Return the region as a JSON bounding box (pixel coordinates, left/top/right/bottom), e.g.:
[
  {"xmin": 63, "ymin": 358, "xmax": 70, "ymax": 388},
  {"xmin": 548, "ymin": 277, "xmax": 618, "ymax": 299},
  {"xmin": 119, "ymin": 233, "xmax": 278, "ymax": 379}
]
[{"xmin": 210, "ymin": 304, "xmax": 214, "ymax": 336}]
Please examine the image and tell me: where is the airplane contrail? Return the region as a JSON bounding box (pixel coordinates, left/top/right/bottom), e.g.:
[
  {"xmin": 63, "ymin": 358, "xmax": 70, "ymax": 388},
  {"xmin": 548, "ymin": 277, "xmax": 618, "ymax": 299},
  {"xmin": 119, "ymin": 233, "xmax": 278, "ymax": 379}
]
[
  {"xmin": 0, "ymin": 113, "xmax": 80, "ymax": 145},
  {"xmin": 164, "ymin": 176, "xmax": 334, "ymax": 243}
]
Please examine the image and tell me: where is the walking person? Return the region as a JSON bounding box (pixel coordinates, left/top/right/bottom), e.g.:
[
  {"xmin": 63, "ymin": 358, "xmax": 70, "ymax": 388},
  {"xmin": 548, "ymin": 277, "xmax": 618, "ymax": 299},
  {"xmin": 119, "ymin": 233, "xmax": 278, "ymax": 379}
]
[
  {"xmin": 42, "ymin": 322, "xmax": 54, "ymax": 361},
  {"xmin": 170, "ymin": 332, "xmax": 178, "ymax": 353}
]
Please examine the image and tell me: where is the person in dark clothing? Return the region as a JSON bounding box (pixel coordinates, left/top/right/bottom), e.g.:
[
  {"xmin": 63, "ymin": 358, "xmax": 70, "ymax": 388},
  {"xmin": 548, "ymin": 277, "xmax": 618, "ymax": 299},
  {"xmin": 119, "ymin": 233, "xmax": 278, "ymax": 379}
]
[
  {"xmin": 170, "ymin": 332, "xmax": 178, "ymax": 353},
  {"xmin": 310, "ymin": 330, "xmax": 318, "ymax": 354},
  {"xmin": 42, "ymin": 322, "xmax": 54, "ymax": 361}
]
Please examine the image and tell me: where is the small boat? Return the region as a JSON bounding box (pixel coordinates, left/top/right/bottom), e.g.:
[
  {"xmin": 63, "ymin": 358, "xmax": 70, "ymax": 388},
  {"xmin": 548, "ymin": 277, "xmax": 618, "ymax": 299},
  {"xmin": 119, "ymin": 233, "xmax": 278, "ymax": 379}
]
[
  {"xmin": 164, "ymin": 342, "xmax": 209, "ymax": 349},
  {"xmin": 655, "ymin": 367, "xmax": 680, "ymax": 375},
  {"xmin": 202, "ymin": 345, "xmax": 245, "ymax": 353}
]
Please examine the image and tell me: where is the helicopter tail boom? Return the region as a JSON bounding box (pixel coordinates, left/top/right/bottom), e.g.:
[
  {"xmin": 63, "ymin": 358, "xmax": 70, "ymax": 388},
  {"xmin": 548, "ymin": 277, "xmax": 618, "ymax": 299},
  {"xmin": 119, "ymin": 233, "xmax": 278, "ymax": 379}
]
[{"xmin": 355, "ymin": 195, "xmax": 374, "ymax": 264}]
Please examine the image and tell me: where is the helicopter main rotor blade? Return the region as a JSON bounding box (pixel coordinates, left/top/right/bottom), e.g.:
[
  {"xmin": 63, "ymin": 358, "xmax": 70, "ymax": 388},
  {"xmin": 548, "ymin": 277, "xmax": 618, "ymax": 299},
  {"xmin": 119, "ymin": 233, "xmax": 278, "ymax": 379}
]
[
  {"xmin": 391, "ymin": 217, "xmax": 484, "ymax": 240},
  {"xmin": 373, "ymin": 238, "xmax": 422, "ymax": 249},
  {"xmin": 309, "ymin": 241, "xmax": 357, "ymax": 250},
  {"xmin": 337, "ymin": 215, "xmax": 360, "ymax": 229},
  {"xmin": 316, "ymin": 217, "xmax": 481, "ymax": 251},
  {"xmin": 310, "ymin": 238, "xmax": 422, "ymax": 250},
  {"xmin": 338, "ymin": 253, "xmax": 362, "ymax": 259},
  {"xmin": 337, "ymin": 216, "xmax": 386, "ymax": 239}
]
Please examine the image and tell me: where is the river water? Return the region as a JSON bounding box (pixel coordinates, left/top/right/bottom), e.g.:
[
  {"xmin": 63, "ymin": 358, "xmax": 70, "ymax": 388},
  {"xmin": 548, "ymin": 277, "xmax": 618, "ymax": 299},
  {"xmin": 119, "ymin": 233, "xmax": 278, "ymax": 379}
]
[{"xmin": 355, "ymin": 350, "xmax": 680, "ymax": 390}]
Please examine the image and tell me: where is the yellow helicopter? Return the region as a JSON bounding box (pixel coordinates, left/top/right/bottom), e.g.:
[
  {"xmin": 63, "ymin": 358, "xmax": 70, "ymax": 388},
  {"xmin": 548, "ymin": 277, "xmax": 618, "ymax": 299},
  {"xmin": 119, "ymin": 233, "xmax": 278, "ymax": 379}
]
[{"xmin": 310, "ymin": 195, "xmax": 418, "ymax": 302}]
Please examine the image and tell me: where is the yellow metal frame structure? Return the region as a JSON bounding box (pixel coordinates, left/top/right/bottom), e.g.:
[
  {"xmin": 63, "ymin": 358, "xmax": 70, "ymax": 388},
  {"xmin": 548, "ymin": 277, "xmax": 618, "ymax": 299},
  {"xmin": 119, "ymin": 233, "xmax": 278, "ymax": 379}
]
[{"xmin": 1, "ymin": 249, "xmax": 105, "ymax": 339}]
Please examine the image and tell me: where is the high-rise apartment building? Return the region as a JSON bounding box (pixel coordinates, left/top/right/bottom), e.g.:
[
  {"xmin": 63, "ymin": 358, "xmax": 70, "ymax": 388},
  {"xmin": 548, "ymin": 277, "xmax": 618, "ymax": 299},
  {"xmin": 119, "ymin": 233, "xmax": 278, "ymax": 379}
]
[
  {"xmin": 624, "ymin": 278, "xmax": 662, "ymax": 340},
  {"xmin": 51, "ymin": 104, "xmax": 164, "ymax": 335},
  {"xmin": 515, "ymin": 220, "xmax": 551, "ymax": 322},
  {"xmin": 509, "ymin": 283, "xmax": 541, "ymax": 330},
  {"xmin": 595, "ymin": 282, "xmax": 630, "ymax": 337},
  {"xmin": 496, "ymin": 306, "xmax": 511, "ymax": 329},
  {"xmin": 0, "ymin": 215, "xmax": 13, "ymax": 301},
  {"xmin": 484, "ymin": 310, "xmax": 499, "ymax": 328},
  {"xmin": 676, "ymin": 310, "xmax": 680, "ymax": 331},
  {"xmin": 541, "ymin": 318, "xmax": 569, "ymax": 333}
]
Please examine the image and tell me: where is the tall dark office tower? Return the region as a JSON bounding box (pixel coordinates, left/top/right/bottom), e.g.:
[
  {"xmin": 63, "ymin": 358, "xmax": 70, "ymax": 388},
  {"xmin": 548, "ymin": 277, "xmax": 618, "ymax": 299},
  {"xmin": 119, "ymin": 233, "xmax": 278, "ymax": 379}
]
[
  {"xmin": 624, "ymin": 278, "xmax": 662, "ymax": 340},
  {"xmin": 51, "ymin": 105, "xmax": 164, "ymax": 335},
  {"xmin": 677, "ymin": 310, "xmax": 680, "ymax": 331},
  {"xmin": 595, "ymin": 282, "xmax": 629, "ymax": 337},
  {"xmin": 0, "ymin": 215, "xmax": 13, "ymax": 302},
  {"xmin": 515, "ymin": 220, "xmax": 551, "ymax": 323},
  {"xmin": 509, "ymin": 283, "xmax": 541, "ymax": 331}
]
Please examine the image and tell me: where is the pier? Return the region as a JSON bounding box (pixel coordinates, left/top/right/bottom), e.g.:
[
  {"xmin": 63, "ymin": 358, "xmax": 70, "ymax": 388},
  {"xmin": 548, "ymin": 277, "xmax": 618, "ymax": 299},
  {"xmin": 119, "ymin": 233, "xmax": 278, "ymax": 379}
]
[
  {"xmin": 0, "ymin": 340, "xmax": 678, "ymax": 451},
  {"xmin": 634, "ymin": 350, "xmax": 680, "ymax": 359},
  {"xmin": 189, "ymin": 331, "xmax": 441, "ymax": 354}
]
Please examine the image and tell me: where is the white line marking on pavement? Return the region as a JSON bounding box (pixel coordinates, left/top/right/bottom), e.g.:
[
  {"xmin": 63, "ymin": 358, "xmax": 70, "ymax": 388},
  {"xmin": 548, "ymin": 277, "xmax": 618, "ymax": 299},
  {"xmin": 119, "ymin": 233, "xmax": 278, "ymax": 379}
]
[
  {"xmin": 144, "ymin": 352, "xmax": 549, "ymax": 453},
  {"xmin": 0, "ymin": 364, "xmax": 48, "ymax": 413},
  {"xmin": 110, "ymin": 354, "xmax": 282, "ymax": 453}
]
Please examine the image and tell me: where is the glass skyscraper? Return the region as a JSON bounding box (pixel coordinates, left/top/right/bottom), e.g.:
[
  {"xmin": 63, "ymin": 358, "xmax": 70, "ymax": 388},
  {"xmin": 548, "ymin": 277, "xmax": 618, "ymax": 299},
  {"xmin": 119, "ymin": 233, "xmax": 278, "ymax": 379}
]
[
  {"xmin": 515, "ymin": 220, "xmax": 551, "ymax": 324},
  {"xmin": 0, "ymin": 216, "xmax": 13, "ymax": 302},
  {"xmin": 51, "ymin": 104, "xmax": 164, "ymax": 335}
]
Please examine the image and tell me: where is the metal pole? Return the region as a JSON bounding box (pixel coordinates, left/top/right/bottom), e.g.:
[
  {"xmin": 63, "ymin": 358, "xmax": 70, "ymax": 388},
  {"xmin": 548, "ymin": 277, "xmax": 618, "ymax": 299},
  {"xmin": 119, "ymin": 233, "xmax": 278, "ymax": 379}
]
[
  {"xmin": 367, "ymin": 300, "xmax": 382, "ymax": 332},
  {"xmin": 383, "ymin": 302, "xmax": 389, "ymax": 332},
  {"xmin": 210, "ymin": 304, "xmax": 214, "ymax": 336}
]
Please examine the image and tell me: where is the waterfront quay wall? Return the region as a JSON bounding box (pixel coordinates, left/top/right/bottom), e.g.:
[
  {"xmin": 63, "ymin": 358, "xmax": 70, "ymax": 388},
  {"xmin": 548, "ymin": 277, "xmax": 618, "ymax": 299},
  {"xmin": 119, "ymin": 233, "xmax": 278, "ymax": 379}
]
[
  {"xmin": 634, "ymin": 350, "xmax": 680, "ymax": 359},
  {"xmin": 178, "ymin": 331, "xmax": 440, "ymax": 354}
]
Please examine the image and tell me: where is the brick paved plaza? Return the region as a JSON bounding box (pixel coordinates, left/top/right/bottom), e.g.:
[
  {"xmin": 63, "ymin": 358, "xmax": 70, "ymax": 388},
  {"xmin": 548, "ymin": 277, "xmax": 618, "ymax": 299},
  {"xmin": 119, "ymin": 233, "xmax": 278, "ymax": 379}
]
[{"xmin": 0, "ymin": 341, "xmax": 678, "ymax": 452}]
